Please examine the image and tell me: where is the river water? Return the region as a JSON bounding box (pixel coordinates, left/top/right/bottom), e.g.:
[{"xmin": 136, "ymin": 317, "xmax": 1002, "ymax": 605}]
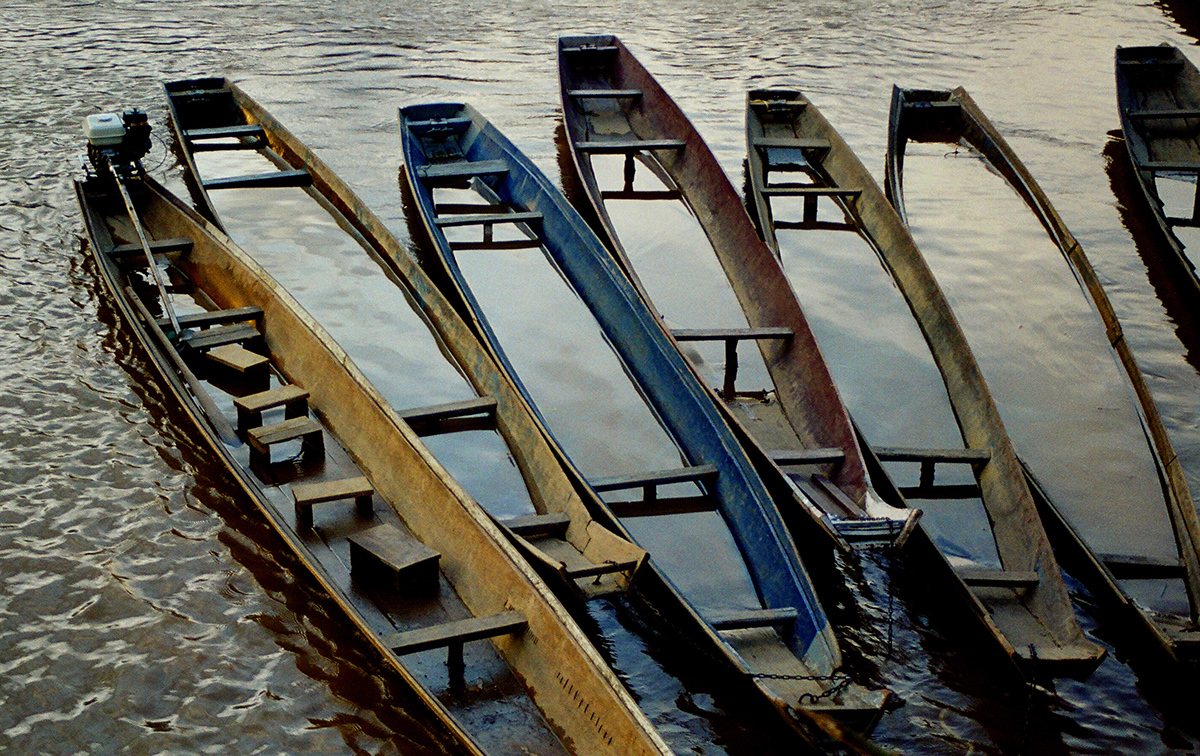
[{"xmin": 4, "ymin": 1, "xmax": 1200, "ymax": 753}]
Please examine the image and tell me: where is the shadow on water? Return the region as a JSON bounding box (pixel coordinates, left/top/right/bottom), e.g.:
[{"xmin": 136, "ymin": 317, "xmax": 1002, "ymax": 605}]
[
  {"xmin": 1103, "ymin": 133, "xmax": 1200, "ymax": 372},
  {"xmin": 1158, "ymin": 0, "xmax": 1200, "ymax": 43},
  {"xmin": 78, "ymin": 247, "xmax": 461, "ymax": 756}
]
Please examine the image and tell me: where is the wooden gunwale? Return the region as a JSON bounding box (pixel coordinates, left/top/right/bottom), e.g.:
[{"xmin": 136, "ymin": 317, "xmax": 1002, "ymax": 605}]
[
  {"xmin": 743, "ymin": 86, "xmax": 1101, "ymax": 673},
  {"xmin": 894, "ymin": 84, "xmax": 1200, "ymax": 659},
  {"xmin": 159, "ymin": 79, "xmax": 672, "ymax": 755},
  {"xmin": 1115, "ymin": 44, "xmax": 1200, "ymax": 300},
  {"xmin": 400, "ymin": 100, "xmax": 888, "ymax": 738},
  {"xmin": 555, "ymin": 35, "xmax": 878, "ymax": 550}
]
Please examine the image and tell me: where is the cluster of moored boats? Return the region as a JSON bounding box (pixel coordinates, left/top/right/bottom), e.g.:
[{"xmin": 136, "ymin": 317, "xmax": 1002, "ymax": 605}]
[{"xmin": 74, "ymin": 34, "xmax": 1200, "ymax": 754}]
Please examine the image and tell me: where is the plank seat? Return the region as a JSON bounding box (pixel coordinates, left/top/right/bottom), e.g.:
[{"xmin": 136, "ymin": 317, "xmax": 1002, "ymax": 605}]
[
  {"xmin": 761, "ymin": 185, "xmax": 862, "ymax": 199},
  {"xmin": 1142, "ymin": 161, "xmax": 1200, "ymax": 172},
  {"xmin": 407, "ymin": 116, "xmax": 472, "ymax": 133},
  {"xmin": 567, "ymin": 89, "xmax": 643, "ymax": 99},
  {"xmin": 160, "ymin": 305, "xmax": 262, "ymax": 331},
  {"xmin": 600, "ymin": 189, "xmax": 682, "ymax": 201},
  {"xmin": 169, "ymin": 86, "xmax": 228, "ymax": 99},
  {"xmin": 592, "ymin": 463, "xmax": 718, "ymax": 493},
  {"xmin": 247, "ymin": 416, "xmax": 324, "ymax": 464},
  {"xmin": 348, "ymin": 523, "xmax": 440, "ymax": 592},
  {"xmin": 560, "ymin": 44, "xmax": 619, "ymax": 55},
  {"xmin": 205, "ymin": 343, "xmax": 269, "ymax": 375},
  {"xmin": 382, "ymin": 610, "xmax": 527, "ymax": 655},
  {"xmin": 1118, "ymin": 58, "xmax": 1185, "ymax": 71},
  {"xmin": 607, "ymin": 495, "xmax": 716, "ymax": 518},
  {"xmin": 875, "ymin": 446, "xmax": 991, "ymax": 464},
  {"xmin": 398, "ymin": 396, "xmax": 498, "ymax": 435},
  {"xmin": 292, "ymin": 476, "xmax": 373, "ymax": 529},
  {"xmin": 416, "ymin": 159, "xmax": 508, "ymax": 183},
  {"xmin": 111, "ymin": 237, "xmax": 193, "ymax": 260},
  {"xmin": 672, "ymin": 327, "xmax": 793, "ymax": 398},
  {"xmin": 958, "ymin": 568, "xmax": 1040, "ymax": 589},
  {"xmin": 563, "ymin": 559, "xmax": 640, "ymax": 579},
  {"xmin": 234, "ymin": 383, "xmax": 309, "ymax": 431},
  {"xmin": 502, "ymin": 512, "xmax": 571, "ymax": 539},
  {"xmin": 202, "ymin": 169, "xmax": 312, "ymax": 191},
  {"xmin": 180, "ymin": 322, "xmax": 261, "ymax": 352},
  {"xmin": 753, "ymin": 136, "xmax": 831, "ymax": 151},
  {"xmin": 575, "ymin": 138, "xmax": 686, "ymax": 154},
  {"xmin": 434, "ymin": 211, "xmax": 542, "ymax": 228},
  {"xmin": 709, "ymin": 607, "xmax": 798, "ymax": 631},
  {"xmin": 1100, "ymin": 553, "xmax": 1186, "ymax": 579},
  {"xmin": 769, "ymin": 448, "xmax": 846, "ymax": 467},
  {"xmin": 449, "ymin": 239, "xmax": 543, "ymax": 251},
  {"xmin": 185, "ymin": 124, "xmax": 265, "ymax": 140},
  {"xmin": 1128, "ymin": 108, "xmax": 1200, "ymax": 120}
]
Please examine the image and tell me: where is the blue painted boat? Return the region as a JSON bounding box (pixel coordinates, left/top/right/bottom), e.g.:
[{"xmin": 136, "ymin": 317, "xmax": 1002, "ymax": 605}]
[{"xmin": 399, "ymin": 101, "xmax": 887, "ymax": 737}]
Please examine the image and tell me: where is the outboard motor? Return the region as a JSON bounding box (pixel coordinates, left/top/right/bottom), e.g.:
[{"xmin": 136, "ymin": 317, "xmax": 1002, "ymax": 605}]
[{"xmin": 83, "ymin": 109, "xmax": 152, "ymax": 177}]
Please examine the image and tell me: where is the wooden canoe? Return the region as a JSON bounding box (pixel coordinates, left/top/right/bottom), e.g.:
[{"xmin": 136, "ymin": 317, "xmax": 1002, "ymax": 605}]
[
  {"xmin": 399, "ymin": 101, "xmax": 888, "ymax": 739},
  {"xmin": 556, "ymin": 34, "xmax": 914, "ymax": 553},
  {"xmin": 742, "ymin": 87, "xmax": 1103, "ymax": 674},
  {"xmin": 75, "ymin": 168, "xmax": 673, "ymax": 756},
  {"xmin": 1116, "ymin": 44, "xmax": 1200, "ymax": 300},
  {"xmin": 889, "ymin": 85, "xmax": 1200, "ymax": 659},
  {"xmin": 161, "ymin": 77, "xmax": 651, "ymax": 608}
]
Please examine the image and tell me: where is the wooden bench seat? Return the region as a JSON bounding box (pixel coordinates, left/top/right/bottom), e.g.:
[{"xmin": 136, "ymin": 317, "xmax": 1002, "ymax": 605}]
[
  {"xmin": 434, "ymin": 210, "xmax": 542, "ymax": 228},
  {"xmin": 592, "ymin": 463, "xmax": 718, "ymax": 493},
  {"xmin": 502, "ymin": 512, "xmax": 571, "ymax": 539},
  {"xmin": 398, "ymin": 396, "xmax": 498, "ymax": 436},
  {"xmin": 761, "ymin": 185, "xmax": 862, "ymax": 199},
  {"xmin": 185, "ymin": 124, "xmax": 265, "ymax": 140},
  {"xmin": 111, "ymin": 237, "xmax": 193, "ymax": 261},
  {"xmin": 563, "ymin": 559, "xmax": 640, "ymax": 580},
  {"xmin": 958, "ymin": 568, "xmax": 1040, "ymax": 590},
  {"xmin": 567, "ymin": 89, "xmax": 643, "ymax": 99},
  {"xmin": 293, "ymin": 476, "xmax": 374, "ymax": 529},
  {"xmin": 416, "ymin": 159, "xmax": 508, "ymax": 184},
  {"xmin": 348, "ymin": 523, "xmax": 440, "ymax": 592},
  {"xmin": 709, "ymin": 607, "xmax": 799, "ymax": 632},
  {"xmin": 575, "ymin": 138, "xmax": 685, "ymax": 154},
  {"xmin": 160, "ymin": 305, "xmax": 262, "ymax": 331},
  {"xmin": 233, "ymin": 384, "xmax": 309, "ymax": 431},
  {"xmin": 180, "ymin": 322, "xmax": 261, "ymax": 352},
  {"xmin": 247, "ymin": 416, "xmax": 323, "ymax": 464},
  {"xmin": 769, "ymin": 448, "xmax": 846, "ymax": 467},
  {"xmin": 752, "ymin": 136, "xmax": 831, "ymax": 151},
  {"xmin": 202, "ymin": 169, "xmax": 312, "ymax": 191}
]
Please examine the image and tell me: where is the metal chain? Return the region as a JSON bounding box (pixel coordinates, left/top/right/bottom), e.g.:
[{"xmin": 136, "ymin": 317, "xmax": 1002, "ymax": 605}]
[{"xmin": 751, "ymin": 670, "xmax": 855, "ymax": 704}]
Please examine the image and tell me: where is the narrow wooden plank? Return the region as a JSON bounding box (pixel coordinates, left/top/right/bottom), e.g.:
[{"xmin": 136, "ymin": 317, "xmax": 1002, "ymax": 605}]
[
  {"xmin": 111, "ymin": 237, "xmax": 193, "ymax": 259},
  {"xmin": 398, "ymin": 396, "xmax": 497, "ymax": 425},
  {"xmin": 567, "ymin": 89, "xmax": 643, "ymax": 99},
  {"xmin": 383, "ymin": 611, "xmax": 527, "ymax": 655},
  {"xmin": 591, "ymin": 463, "xmax": 717, "ymax": 492},
  {"xmin": 434, "ymin": 211, "xmax": 542, "ymax": 228},
  {"xmin": 502, "ymin": 513, "xmax": 571, "ymax": 538},
  {"xmin": 159, "ymin": 305, "xmax": 262, "ymax": 330},
  {"xmin": 416, "ymin": 159, "xmax": 508, "ymax": 181},
  {"xmin": 1142, "ymin": 161, "xmax": 1200, "ymax": 172},
  {"xmin": 958, "ymin": 569, "xmax": 1040, "ymax": 589},
  {"xmin": 407, "ymin": 116, "xmax": 472, "ymax": 132},
  {"xmin": 248, "ymin": 415, "xmax": 322, "ymax": 449},
  {"xmin": 875, "ymin": 446, "xmax": 992, "ymax": 464},
  {"xmin": 671, "ymin": 326, "xmax": 793, "ymax": 342},
  {"xmin": 575, "ymin": 138, "xmax": 685, "ymax": 154},
  {"xmin": 449, "ymin": 239, "xmax": 543, "ymax": 251},
  {"xmin": 606, "ymin": 495, "xmax": 715, "ymax": 518},
  {"xmin": 205, "ymin": 344, "xmax": 268, "ymax": 373},
  {"xmin": 760, "ymin": 186, "xmax": 862, "ymax": 198},
  {"xmin": 235, "ymin": 384, "xmax": 308, "ymax": 414},
  {"xmin": 293, "ymin": 476, "xmax": 373, "ymax": 506},
  {"xmin": 202, "ymin": 169, "xmax": 312, "ymax": 190},
  {"xmin": 563, "ymin": 559, "xmax": 640, "ymax": 579},
  {"xmin": 561, "ymin": 44, "xmax": 619, "ymax": 55},
  {"xmin": 180, "ymin": 322, "xmax": 260, "ymax": 351},
  {"xmin": 600, "ymin": 189, "xmax": 682, "ymax": 201},
  {"xmin": 897, "ymin": 483, "xmax": 983, "ymax": 500},
  {"xmin": 1101, "ymin": 553, "xmax": 1186, "ymax": 579},
  {"xmin": 752, "ymin": 136, "xmax": 831, "ymax": 150},
  {"xmin": 769, "ymin": 448, "xmax": 845, "ymax": 466},
  {"xmin": 1129, "ymin": 108, "xmax": 1200, "ymax": 120},
  {"xmin": 709, "ymin": 607, "xmax": 798, "ymax": 631},
  {"xmin": 185, "ymin": 124, "xmax": 265, "ymax": 140}
]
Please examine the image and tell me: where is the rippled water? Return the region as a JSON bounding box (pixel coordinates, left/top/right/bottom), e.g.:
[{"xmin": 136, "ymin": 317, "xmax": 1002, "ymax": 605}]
[{"xmin": 5, "ymin": 0, "xmax": 1200, "ymax": 753}]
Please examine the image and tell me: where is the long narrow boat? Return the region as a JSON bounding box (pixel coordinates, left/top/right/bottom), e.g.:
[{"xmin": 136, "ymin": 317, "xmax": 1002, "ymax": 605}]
[
  {"xmin": 741, "ymin": 88, "xmax": 1103, "ymax": 674},
  {"xmin": 888, "ymin": 85, "xmax": 1200, "ymax": 659},
  {"xmin": 161, "ymin": 77, "xmax": 651, "ymax": 609},
  {"xmin": 93, "ymin": 105, "xmax": 672, "ymax": 755},
  {"xmin": 399, "ymin": 101, "xmax": 888, "ymax": 741},
  {"xmin": 557, "ymin": 35, "xmax": 912, "ymax": 552},
  {"xmin": 1115, "ymin": 44, "xmax": 1200, "ymax": 301}
]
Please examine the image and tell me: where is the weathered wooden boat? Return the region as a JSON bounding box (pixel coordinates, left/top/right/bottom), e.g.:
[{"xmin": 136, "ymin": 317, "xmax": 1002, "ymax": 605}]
[
  {"xmin": 79, "ymin": 111, "xmax": 672, "ymax": 756},
  {"xmin": 1116, "ymin": 44, "xmax": 1200, "ymax": 300},
  {"xmin": 741, "ymin": 88, "xmax": 1103, "ymax": 674},
  {"xmin": 162, "ymin": 76, "xmax": 653, "ymax": 610},
  {"xmin": 889, "ymin": 85, "xmax": 1200, "ymax": 659},
  {"xmin": 557, "ymin": 34, "xmax": 914, "ymax": 554},
  {"xmin": 399, "ymin": 100, "xmax": 889, "ymax": 740}
]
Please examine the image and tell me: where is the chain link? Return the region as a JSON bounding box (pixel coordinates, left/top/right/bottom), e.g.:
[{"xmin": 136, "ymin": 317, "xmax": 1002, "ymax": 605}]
[{"xmin": 751, "ymin": 670, "xmax": 854, "ymax": 704}]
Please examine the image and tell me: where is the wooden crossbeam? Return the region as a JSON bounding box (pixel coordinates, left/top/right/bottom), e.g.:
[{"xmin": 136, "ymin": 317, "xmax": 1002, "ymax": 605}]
[
  {"xmin": 709, "ymin": 607, "xmax": 798, "ymax": 631},
  {"xmin": 398, "ymin": 397, "xmax": 498, "ymax": 435},
  {"xmin": 180, "ymin": 322, "xmax": 260, "ymax": 352},
  {"xmin": 958, "ymin": 568, "xmax": 1040, "ymax": 589},
  {"xmin": 1129, "ymin": 108, "xmax": 1200, "ymax": 120},
  {"xmin": 185, "ymin": 124, "xmax": 266, "ymax": 140},
  {"xmin": 568, "ymin": 89, "xmax": 643, "ymax": 99},
  {"xmin": 752, "ymin": 136, "xmax": 831, "ymax": 151},
  {"xmin": 600, "ymin": 189, "xmax": 682, "ymax": 201},
  {"xmin": 159, "ymin": 305, "xmax": 262, "ymax": 330},
  {"xmin": 672, "ymin": 327, "xmax": 792, "ymax": 398},
  {"xmin": 502, "ymin": 513, "xmax": 571, "ymax": 539},
  {"xmin": 202, "ymin": 169, "xmax": 312, "ymax": 190},
  {"xmin": 592, "ymin": 464, "xmax": 717, "ymax": 493},
  {"xmin": 769, "ymin": 448, "xmax": 846, "ymax": 467},
  {"xmin": 563, "ymin": 560, "xmax": 640, "ymax": 579},
  {"xmin": 1101, "ymin": 553, "xmax": 1186, "ymax": 579},
  {"xmin": 416, "ymin": 159, "xmax": 508, "ymax": 182},
  {"xmin": 575, "ymin": 138, "xmax": 685, "ymax": 154},
  {"xmin": 111, "ymin": 237, "xmax": 193, "ymax": 259},
  {"xmin": 434, "ymin": 211, "xmax": 542, "ymax": 228}
]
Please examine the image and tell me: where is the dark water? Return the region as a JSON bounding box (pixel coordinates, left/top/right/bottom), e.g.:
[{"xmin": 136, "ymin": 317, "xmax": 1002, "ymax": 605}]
[{"xmin": 6, "ymin": 0, "xmax": 1200, "ymax": 753}]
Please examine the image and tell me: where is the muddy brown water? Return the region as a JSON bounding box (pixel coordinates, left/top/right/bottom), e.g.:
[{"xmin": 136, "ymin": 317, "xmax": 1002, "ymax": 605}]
[{"xmin": 5, "ymin": 1, "xmax": 1200, "ymax": 753}]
